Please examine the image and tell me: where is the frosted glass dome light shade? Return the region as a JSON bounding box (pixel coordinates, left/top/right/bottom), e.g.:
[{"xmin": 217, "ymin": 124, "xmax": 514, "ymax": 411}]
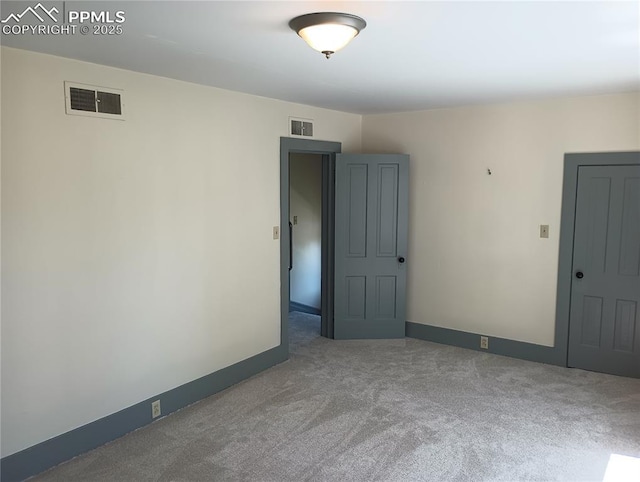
[
  {"xmin": 298, "ymin": 24, "xmax": 358, "ymax": 55},
  {"xmin": 289, "ymin": 13, "xmax": 367, "ymax": 59}
]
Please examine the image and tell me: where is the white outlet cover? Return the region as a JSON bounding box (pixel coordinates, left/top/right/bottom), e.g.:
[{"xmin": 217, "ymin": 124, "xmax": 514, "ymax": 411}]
[{"xmin": 152, "ymin": 400, "xmax": 161, "ymax": 418}]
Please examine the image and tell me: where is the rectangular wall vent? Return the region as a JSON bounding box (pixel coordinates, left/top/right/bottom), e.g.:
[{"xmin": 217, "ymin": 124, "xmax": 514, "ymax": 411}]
[
  {"xmin": 289, "ymin": 117, "xmax": 313, "ymax": 137},
  {"xmin": 65, "ymin": 81, "xmax": 125, "ymax": 120}
]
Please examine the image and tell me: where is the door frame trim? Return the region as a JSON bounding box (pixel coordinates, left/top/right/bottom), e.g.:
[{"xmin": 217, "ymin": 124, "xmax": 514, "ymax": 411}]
[
  {"xmin": 555, "ymin": 151, "xmax": 640, "ymax": 366},
  {"xmin": 280, "ymin": 137, "xmax": 342, "ymax": 349}
]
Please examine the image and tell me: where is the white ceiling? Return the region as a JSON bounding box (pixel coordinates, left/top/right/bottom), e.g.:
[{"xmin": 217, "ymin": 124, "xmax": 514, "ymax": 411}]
[{"xmin": 2, "ymin": 1, "xmax": 639, "ymax": 114}]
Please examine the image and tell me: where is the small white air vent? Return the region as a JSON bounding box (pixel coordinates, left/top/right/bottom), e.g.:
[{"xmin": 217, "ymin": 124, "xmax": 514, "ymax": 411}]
[
  {"xmin": 64, "ymin": 81, "xmax": 125, "ymax": 120},
  {"xmin": 289, "ymin": 117, "xmax": 313, "ymax": 137}
]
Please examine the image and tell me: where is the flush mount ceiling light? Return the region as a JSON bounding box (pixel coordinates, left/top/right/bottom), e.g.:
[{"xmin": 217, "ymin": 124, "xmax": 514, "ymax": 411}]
[{"xmin": 289, "ymin": 12, "xmax": 367, "ymax": 59}]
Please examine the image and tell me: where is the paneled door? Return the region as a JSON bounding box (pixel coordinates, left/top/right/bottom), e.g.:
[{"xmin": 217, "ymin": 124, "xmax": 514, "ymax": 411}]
[
  {"xmin": 568, "ymin": 165, "xmax": 640, "ymax": 378},
  {"xmin": 334, "ymin": 154, "xmax": 409, "ymax": 339}
]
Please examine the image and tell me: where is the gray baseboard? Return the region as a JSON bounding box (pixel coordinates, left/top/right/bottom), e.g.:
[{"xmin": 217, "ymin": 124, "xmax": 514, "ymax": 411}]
[
  {"xmin": 1, "ymin": 321, "xmax": 563, "ymax": 481},
  {"xmin": 0, "ymin": 345, "xmax": 288, "ymax": 482},
  {"xmin": 290, "ymin": 301, "xmax": 321, "ymax": 316},
  {"xmin": 406, "ymin": 322, "xmax": 564, "ymax": 367}
]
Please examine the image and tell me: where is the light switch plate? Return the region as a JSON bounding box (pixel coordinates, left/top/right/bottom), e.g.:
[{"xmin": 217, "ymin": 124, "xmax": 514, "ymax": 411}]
[
  {"xmin": 540, "ymin": 225, "xmax": 549, "ymax": 239},
  {"xmin": 273, "ymin": 226, "xmax": 280, "ymax": 240}
]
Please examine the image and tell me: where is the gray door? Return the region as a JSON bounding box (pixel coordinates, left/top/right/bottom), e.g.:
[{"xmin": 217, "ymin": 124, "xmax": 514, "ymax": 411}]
[
  {"xmin": 334, "ymin": 154, "xmax": 409, "ymax": 339},
  {"xmin": 568, "ymin": 165, "xmax": 640, "ymax": 378}
]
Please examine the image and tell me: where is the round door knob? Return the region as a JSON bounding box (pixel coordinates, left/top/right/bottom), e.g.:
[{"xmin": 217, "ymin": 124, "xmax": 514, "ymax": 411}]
[
  {"xmin": 575, "ymin": 271, "xmax": 584, "ymax": 279},
  {"xmin": 398, "ymin": 257, "xmax": 405, "ymax": 263}
]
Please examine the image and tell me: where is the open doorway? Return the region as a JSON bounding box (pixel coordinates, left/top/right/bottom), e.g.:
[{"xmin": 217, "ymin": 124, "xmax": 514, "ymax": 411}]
[
  {"xmin": 289, "ymin": 153, "xmax": 323, "ymax": 346},
  {"xmin": 281, "ymin": 139, "xmax": 410, "ymax": 350},
  {"xmin": 280, "ymin": 137, "xmax": 341, "ymax": 355}
]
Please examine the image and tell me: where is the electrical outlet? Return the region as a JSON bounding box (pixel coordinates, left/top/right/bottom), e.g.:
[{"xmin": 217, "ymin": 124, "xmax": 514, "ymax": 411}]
[
  {"xmin": 480, "ymin": 336, "xmax": 489, "ymax": 349},
  {"xmin": 152, "ymin": 400, "xmax": 161, "ymax": 418},
  {"xmin": 273, "ymin": 226, "xmax": 279, "ymax": 240},
  {"xmin": 293, "ymin": 215, "xmax": 298, "ymax": 225},
  {"xmin": 540, "ymin": 225, "xmax": 549, "ymax": 238}
]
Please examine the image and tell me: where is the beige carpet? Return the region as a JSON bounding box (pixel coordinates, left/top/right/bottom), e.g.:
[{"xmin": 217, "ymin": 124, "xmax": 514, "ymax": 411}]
[{"xmin": 32, "ymin": 312, "xmax": 640, "ymax": 481}]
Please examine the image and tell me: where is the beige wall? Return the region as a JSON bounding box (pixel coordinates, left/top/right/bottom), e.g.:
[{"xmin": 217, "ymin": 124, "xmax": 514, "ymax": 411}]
[
  {"xmin": 0, "ymin": 47, "xmax": 361, "ymax": 457},
  {"xmin": 290, "ymin": 153, "xmax": 323, "ymax": 310},
  {"xmin": 362, "ymin": 92, "xmax": 640, "ymax": 347}
]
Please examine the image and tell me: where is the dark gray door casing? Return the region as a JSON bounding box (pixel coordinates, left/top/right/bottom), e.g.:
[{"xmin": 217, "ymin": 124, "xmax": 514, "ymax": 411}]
[
  {"xmin": 333, "ymin": 154, "xmax": 409, "ymax": 339},
  {"xmin": 567, "ymin": 165, "xmax": 640, "ymax": 378},
  {"xmin": 280, "ymin": 137, "xmax": 341, "ymax": 347},
  {"xmin": 556, "ymin": 151, "xmax": 640, "ymax": 378}
]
